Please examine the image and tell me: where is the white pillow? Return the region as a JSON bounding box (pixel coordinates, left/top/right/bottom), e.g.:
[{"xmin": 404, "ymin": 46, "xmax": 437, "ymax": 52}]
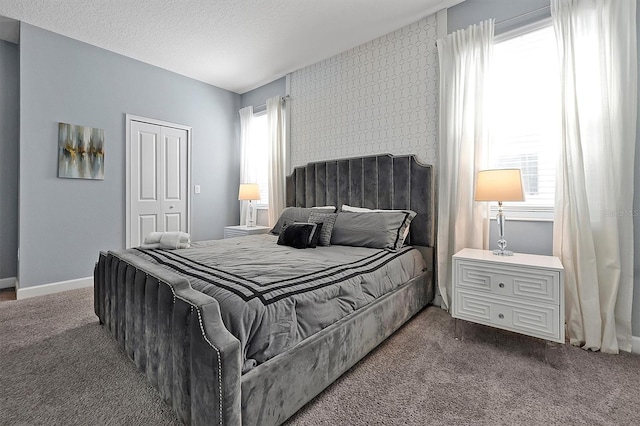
[
  {"xmin": 341, "ymin": 204, "xmax": 406, "ymax": 213},
  {"xmin": 341, "ymin": 204, "xmax": 371, "ymax": 212}
]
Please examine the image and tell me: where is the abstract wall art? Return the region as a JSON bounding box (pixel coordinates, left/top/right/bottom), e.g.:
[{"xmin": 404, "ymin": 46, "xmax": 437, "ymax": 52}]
[{"xmin": 57, "ymin": 122, "xmax": 105, "ymax": 180}]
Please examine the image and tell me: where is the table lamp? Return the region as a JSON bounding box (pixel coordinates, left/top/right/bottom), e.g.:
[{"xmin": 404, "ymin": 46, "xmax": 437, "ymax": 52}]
[
  {"xmin": 474, "ymin": 169, "xmax": 525, "ymax": 256},
  {"xmin": 238, "ymin": 183, "xmax": 260, "ymax": 227}
]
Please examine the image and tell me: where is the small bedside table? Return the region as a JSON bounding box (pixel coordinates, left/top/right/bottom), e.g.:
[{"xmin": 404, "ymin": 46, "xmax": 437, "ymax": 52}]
[
  {"xmin": 223, "ymin": 225, "xmax": 270, "ymax": 239},
  {"xmin": 452, "ymin": 248, "xmax": 564, "ymax": 343}
]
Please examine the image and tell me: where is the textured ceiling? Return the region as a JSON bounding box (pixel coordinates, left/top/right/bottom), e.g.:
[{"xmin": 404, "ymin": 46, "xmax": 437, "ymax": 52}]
[{"xmin": 0, "ymin": 0, "xmax": 461, "ymax": 94}]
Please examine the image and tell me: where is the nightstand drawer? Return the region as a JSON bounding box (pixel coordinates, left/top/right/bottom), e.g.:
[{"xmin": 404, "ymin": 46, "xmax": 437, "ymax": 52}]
[
  {"xmin": 224, "ymin": 225, "xmax": 270, "ymax": 239},
  {"xmin": 454, "ymin": 290, "xmax": 560, "ymax": 341},
  {"xmin": 224, "ymin": 228, "xmax": 249, "ymax": 238},
  {"xmin": 455, "ymin": 260, "xmax": 559, "ymax": 304}
]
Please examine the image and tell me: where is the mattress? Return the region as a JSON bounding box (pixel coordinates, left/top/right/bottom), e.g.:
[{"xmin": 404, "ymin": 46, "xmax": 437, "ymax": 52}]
[{"xmin": 123, "ymin": 234, "xmax": 427, "ymax": 372}]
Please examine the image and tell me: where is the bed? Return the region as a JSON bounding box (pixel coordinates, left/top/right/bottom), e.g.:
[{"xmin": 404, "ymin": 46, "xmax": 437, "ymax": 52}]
[{"xmin": 94, "ymin": 154, "xmax": 435, "ymax": 425}]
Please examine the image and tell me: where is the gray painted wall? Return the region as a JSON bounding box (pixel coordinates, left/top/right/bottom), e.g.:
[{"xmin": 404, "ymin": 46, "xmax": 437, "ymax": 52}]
[
  {"xmin": 449, "ymin": 0, "xmax": 640, "ymax": 337},
  {"xmin": 488, "ymin": 219, "xmax": 553, "ymax": 256},
  {"xmin": 240, "ymin": 77, "xmax": 286, "ymax": 110},
  {"xmin": 447, "ymin": 0, "xmax": 551, "ymax": 34},
  {"xmin": 19, "ymin": 23, "xmax": 241, "ymax": 288},
  {"xmin": 0, "ymin": 39, "xmax": 19, "ymax": 280}
]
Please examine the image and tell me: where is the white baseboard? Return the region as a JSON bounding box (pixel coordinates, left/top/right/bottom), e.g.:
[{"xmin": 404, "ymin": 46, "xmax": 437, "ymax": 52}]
[
  {"xmin": 16, "ymin": 276, "xmax": 93, "ymax": 300},
  {"xmin": 632, "ymin": 336, "xmax": 640, "ymax": 355},
  {"xmin": 0, "ymin": 277, "xmax": 16, "ymax": 289}
]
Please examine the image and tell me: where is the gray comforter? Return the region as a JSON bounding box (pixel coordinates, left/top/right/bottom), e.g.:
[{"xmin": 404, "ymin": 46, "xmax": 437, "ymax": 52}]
[{"xmin": 124, "ymin": 234, "xmax": 427, "ymax": 372}]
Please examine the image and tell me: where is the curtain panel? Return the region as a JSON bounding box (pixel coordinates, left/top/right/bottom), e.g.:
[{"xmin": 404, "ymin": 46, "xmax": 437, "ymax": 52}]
[
  {"xmin": 266, "ymin": 96, "xmax": 287, "ymax": 227},
  {"xmin": 436, "ymin": 20, "xmax": 494, "ymax": 310},
  {"xmin": 551, "ymin": 0, "xmax": 637, "ymax": 353},
  {"xmin": 239, "ymin": 106, "xmax": 255, "ymax": 226}
]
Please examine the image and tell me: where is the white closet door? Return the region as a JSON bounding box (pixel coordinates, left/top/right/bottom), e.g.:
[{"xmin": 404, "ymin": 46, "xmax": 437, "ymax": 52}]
[{"xmin": 130, "ymin": 120, "xmax": 189, "ymax": 247}]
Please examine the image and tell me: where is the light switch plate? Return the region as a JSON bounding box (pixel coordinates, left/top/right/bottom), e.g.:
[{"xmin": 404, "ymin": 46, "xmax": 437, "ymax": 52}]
[{"xmin": 194, "ymin": 184, "xmax": 201, "ymax": 194}]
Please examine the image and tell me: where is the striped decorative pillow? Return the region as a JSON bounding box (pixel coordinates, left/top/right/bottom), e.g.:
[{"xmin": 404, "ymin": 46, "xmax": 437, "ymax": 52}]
[{"xmin": 308, "ymin": 212, "xmax": 338, "ymax": 246}]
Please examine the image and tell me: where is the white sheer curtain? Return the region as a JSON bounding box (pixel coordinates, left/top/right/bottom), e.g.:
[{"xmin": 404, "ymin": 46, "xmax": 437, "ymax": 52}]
[
  {"xmin": 551, "ymin": 0, "xmax": 637, "ymax": 353},
  {"xmin": 266, "ymin": 95, "xmax": 287, "ymax": 227},
  {"xmin": 436, "ymin": 20, "xmax": 494, "ymax": 310},
  {"xmin": 239, "ymin": 106, "xmax": 255, "ymax": 226}
]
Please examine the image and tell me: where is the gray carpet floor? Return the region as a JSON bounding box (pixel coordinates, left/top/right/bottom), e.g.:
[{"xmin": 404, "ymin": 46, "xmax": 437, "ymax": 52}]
[{"xmin": 1, "ymin": 288, "xmax": 639, "ymax": 425}]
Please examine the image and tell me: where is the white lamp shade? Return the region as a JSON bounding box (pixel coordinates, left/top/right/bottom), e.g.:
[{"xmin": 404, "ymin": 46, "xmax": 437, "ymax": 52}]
[
  {"xmin": 238, "ymin": 183, "xmax": 260, "ymax": 201},
  {"xmin": 475, "ymin": 169, "xmax": 525, "ymax": 202}
]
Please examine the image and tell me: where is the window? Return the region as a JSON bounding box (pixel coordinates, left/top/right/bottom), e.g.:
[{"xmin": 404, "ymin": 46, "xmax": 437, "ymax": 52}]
[
  {"xmin": 248, "ymin": 112, "xmax": 269, "ymax": 206},
  {"xmin": 489, "ymin": 21, "xmax": 561, "ymax": 218}
]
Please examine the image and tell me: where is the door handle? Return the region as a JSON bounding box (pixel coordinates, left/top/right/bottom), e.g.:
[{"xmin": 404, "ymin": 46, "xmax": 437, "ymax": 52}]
[{"xmin": 169, "ymin": 205, "xmax": 175, "ymax": 209}]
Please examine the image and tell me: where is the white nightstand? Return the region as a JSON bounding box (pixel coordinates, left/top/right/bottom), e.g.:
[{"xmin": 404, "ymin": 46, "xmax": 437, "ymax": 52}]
[
  {"xmin": 452, "ymin": 248, "xmax": 564, "ymax": 343},
  {"xmin": 223, "ymin": 225, "xmax": 270, "ymax": 239}
]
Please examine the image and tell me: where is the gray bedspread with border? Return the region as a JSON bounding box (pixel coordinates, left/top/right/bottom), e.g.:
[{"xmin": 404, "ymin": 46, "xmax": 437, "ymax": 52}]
[{"xmin": 120, "ymin": 234, "xmax": 427, "ymax": 372}]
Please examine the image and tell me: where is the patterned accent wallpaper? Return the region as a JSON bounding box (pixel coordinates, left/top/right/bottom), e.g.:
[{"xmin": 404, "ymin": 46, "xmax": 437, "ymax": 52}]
[{"xmin": 290, "ymin": 14, "xmax": 439, "ymax": 168}]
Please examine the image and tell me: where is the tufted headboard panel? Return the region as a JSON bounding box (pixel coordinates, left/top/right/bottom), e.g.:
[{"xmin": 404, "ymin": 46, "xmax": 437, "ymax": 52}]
[{"xmin": 285, "ymin": 154, "xmax": 435, "ymax": 249}]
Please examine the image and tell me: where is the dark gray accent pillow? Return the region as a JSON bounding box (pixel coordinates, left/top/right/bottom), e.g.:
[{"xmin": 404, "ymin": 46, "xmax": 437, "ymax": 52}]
[
  {"xmin": 270, "ymin": 206, "xmax": 336, "ymax": 235},
  {"xmin": 308, "ymin": 212, "xmax": 338, "ymax": 246},
  {"xmin": 330, "ymin": 211, "xmax": 417, "ymax": 250},
  {"xmin": 292, "ymin": 221, "xmax": 324, "ymax": 248},
  {"xmin": 276, "ymin": 223, "xmax": 316, "ymax": 249}
]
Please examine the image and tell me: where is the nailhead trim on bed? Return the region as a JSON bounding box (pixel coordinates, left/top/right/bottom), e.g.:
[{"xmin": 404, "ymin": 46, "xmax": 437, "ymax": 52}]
[{"xmin": 195, "ymin": 307, "xmax": 224, "ymax": 426}]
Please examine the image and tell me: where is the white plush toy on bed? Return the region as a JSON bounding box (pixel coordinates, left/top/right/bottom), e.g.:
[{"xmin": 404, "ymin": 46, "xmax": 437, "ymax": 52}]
[{"xmin": 141, "ymin": 231, "xmax": 191, "ymax": 249}]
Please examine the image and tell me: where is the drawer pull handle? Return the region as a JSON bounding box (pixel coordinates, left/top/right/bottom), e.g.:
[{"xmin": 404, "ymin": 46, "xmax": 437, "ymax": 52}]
[
  {"xmin": 498, "ymin": 283, "xmax": 505, "ymax": 288},
  {"xmin": 498, "ymin": 313, "xmax": 504, "ymax": 319}
]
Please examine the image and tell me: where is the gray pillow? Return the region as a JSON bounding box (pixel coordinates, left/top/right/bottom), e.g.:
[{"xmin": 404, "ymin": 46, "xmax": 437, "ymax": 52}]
[
  {"xmin": 270, "ymin": 206, "xmax": 336, "ymax": 235},
  {"xmin": 330, "ymin": 211, "xmax": 417, "ymax": 250}
]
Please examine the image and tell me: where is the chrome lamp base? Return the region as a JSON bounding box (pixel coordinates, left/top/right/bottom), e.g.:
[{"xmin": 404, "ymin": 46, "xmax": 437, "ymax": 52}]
[
  {"xmin": 247, "ymin": 200, "xmax": 256, "ymax": 228},
  {"xmin": 493, "ymin": 248, "xmax": 514, "ymax": 256},
  {"xmin": 494, "ymin": 202, "xmax": 514, "ymax": 256}
]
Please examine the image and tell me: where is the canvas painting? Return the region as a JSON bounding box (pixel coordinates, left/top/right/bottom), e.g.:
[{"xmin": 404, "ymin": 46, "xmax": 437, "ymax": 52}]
[{"xmin": 58, "ymin": 122, "xmax": 105, "ymax": 180}]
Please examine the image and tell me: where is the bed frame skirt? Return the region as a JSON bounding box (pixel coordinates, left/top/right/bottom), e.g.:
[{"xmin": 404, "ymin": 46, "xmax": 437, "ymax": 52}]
[
  {"xmin": 240, "ymin": 267, "xmax": 433, "ymax": 425},
  {"xmin": 94, "ymin": 250, "xmax": 433, "ymax": 426}
]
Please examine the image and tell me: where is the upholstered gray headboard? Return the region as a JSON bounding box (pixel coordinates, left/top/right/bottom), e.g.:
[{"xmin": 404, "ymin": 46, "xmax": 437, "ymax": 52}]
[{"xmin": 285, "ymin": 154, "xmax": 435, "ymax": 249}]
